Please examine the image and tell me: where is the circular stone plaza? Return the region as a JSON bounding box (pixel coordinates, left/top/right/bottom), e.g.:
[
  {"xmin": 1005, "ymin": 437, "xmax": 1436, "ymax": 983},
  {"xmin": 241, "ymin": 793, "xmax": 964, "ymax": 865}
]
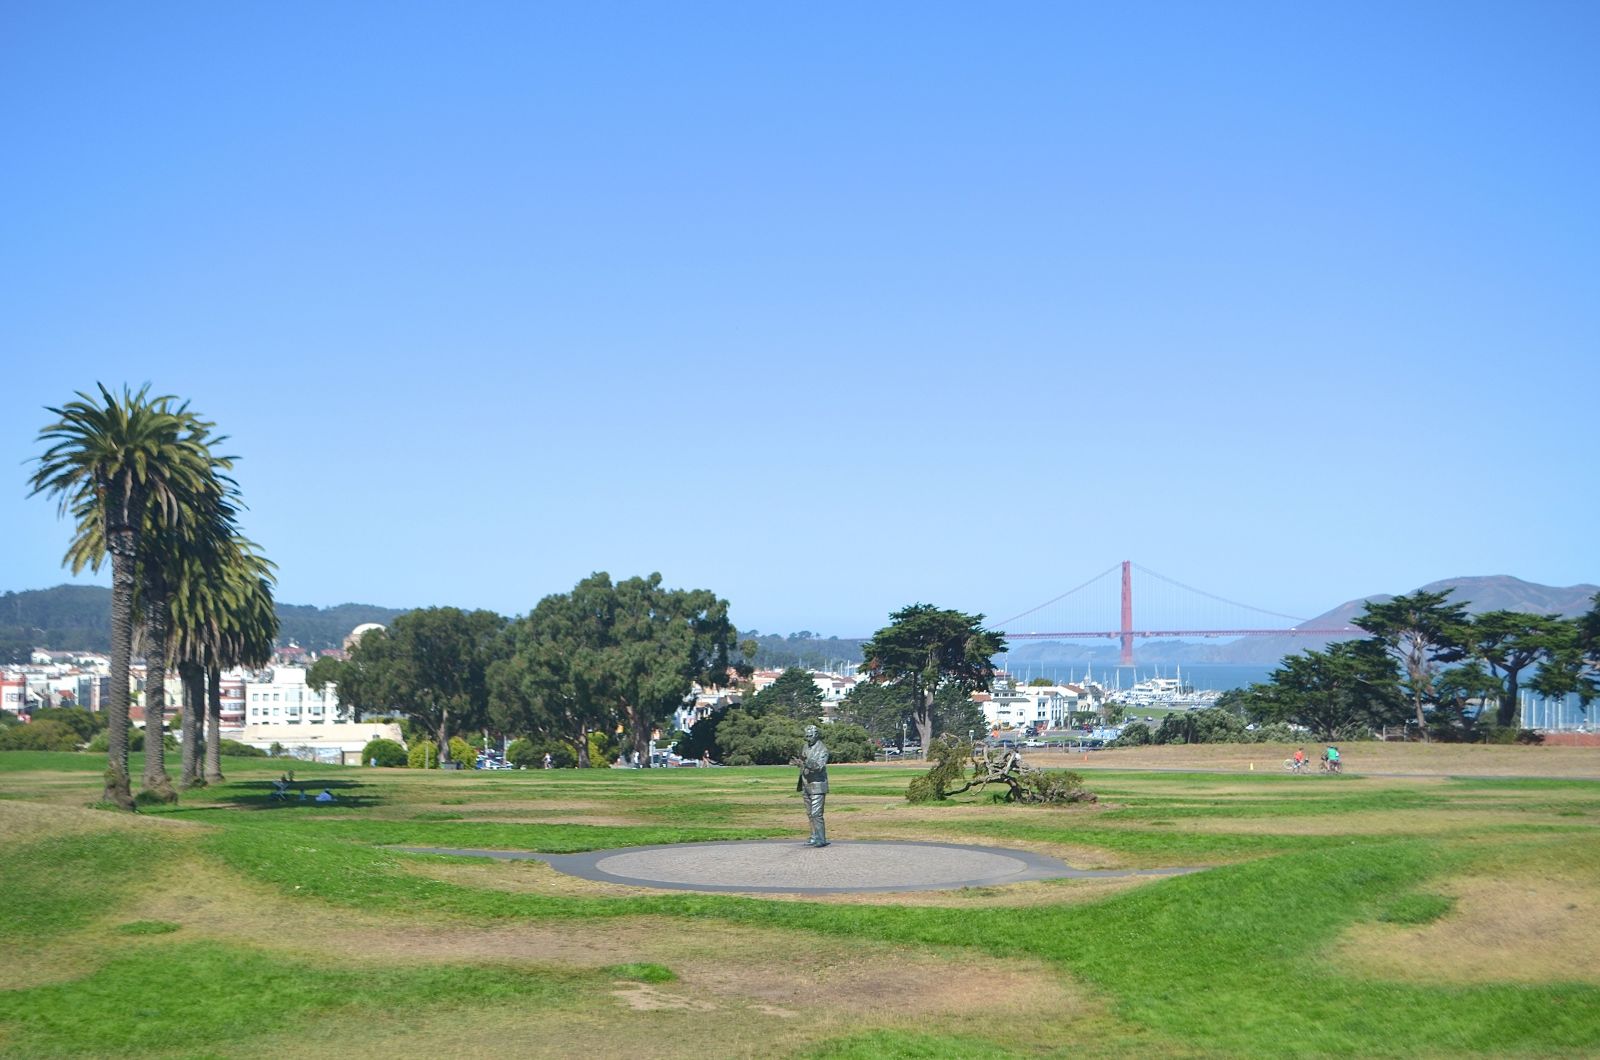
[{"xmin": 397, "ymin": 839, "xmax": 1194, "ymax": 895}]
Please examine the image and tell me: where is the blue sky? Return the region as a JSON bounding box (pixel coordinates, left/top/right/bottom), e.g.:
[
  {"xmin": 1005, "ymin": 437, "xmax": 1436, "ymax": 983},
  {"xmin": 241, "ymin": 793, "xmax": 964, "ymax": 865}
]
[{"xmin": 3, "ymin": 1, "xmax": 1596, "ymax": 636}]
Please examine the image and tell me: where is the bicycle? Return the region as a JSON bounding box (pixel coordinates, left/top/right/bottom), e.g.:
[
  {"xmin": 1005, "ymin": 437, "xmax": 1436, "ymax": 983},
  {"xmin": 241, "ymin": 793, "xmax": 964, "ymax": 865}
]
[
  {"xmin": 1319, "ymin": 757, "xmax": 1342, "ymax": 774},
  {"xmin": 1283, "ymin": 757, "xmax": 1309, "ymax": 774}
]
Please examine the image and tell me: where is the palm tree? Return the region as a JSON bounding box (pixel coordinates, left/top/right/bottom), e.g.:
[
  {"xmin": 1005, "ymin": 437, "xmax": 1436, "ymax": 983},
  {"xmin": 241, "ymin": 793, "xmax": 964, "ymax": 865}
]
[
  {"xmin": 30, "ymin": 385, "xmax": 222, "ymax": 810},
  {"xmin": 138, "ymin": 473, "xmax": 243, "ymax": 797},
  {"xmin": 206, "ymin": 564, "xmax": 277, "ymax": 784},
  {"xmin": 169, "ymin": 538, "xmax": 276, "ymax": 787},
  {"xmin": 171, "ymin": 536, "xmax": 251, "ymax": 788}
]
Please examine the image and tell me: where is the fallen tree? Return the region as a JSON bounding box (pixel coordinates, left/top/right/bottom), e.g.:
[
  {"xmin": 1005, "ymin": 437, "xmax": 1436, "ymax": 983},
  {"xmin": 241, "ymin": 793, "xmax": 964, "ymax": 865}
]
[{"xmin": 906, "ymin": 735, "xmax": 1097, "ymax": 805}]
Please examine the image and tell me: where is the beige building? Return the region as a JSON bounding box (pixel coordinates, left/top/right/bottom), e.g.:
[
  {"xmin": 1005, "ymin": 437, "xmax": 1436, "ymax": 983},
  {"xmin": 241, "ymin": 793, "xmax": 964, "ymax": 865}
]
[{"xmin": 234, "ymin": 721, "xmax": 404, "ymax": 766}]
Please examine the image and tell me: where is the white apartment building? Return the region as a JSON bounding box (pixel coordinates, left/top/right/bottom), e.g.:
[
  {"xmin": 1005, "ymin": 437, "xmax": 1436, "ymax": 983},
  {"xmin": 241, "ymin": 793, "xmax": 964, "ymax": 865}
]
[
  {"xmin": 243, "ymin": 666, "xmax": 343, "ymax": 726},
  {"xmin": 978, "ymin": 681, "xmax": 1088, "ymax": 732},
  {"xmin": 235, "ymin": 665, "xmax": 403, "ymax": 763}
]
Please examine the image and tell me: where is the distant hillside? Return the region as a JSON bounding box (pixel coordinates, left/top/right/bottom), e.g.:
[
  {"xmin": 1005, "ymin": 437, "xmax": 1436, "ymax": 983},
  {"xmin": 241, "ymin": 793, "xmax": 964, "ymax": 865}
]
[
  {"xmin": 0, "ymin": 585, "xmax": 407, "ymax": 654},
  {"xmin": 740, "ymin": 631, "xmax": 864, "ymax": 670},
  {"xmin": 1213, "ymin": 574, "xmax": 1599, "ymax": 665},
  {"xmin": 272, "ymin": 601, "xmax": 410, "ymax": 650}
]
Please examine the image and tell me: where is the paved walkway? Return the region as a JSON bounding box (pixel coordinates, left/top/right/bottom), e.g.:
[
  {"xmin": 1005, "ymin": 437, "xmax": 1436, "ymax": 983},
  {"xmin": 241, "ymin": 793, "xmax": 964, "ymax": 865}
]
[{"xmin": 394, "ymin": 839, "xmax": 1199, "ymax": 894}]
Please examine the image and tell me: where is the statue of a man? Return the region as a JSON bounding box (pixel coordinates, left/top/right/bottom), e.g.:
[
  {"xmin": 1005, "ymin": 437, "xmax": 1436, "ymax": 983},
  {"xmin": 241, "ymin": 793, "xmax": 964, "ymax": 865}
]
[{"xmin": 790, "ymin": 724, "xmax": 830, "ymax": 847}]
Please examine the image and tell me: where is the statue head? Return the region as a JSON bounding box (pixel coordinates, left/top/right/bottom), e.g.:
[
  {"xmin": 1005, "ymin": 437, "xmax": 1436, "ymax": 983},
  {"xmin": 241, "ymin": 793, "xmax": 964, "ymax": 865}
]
[{"xmin": 804, "ymin": 724, "xmax": 819, "ymax": 743}]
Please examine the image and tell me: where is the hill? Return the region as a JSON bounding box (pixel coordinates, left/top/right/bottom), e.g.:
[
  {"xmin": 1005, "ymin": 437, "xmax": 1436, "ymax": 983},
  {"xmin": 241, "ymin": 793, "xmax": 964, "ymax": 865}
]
[
  {"xmin": 1213, "ymin": 574, "xmax": 1599, "ymax": 665},
  {"xmin": 0, "ymin": 585, "xmax": 406, "ymax": 656}
]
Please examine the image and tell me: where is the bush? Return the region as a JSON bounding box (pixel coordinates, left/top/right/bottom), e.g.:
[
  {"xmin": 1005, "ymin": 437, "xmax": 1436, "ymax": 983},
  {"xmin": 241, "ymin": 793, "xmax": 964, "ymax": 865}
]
[
  {"xmin": 507, "ymin": 737, "xmax": 575, "ymax": 769},
  {"xmin": 218, "ymin": 739, "xmax": 268, "ymax": 758},
  {"xmin": 715, "ymin": 710, "xmax": 804, "ymax": 766},
  {"xmin": 447, "ymin": 736, "xmax": 476, "ymax": 768},
  {"xmin": 0, "ymin": 719, "xmax": 82, "ymax": 752},
  {"xmin": 1155, "ymin": 707, "xmax": 1249, "ymax": 745},
  {"xmin": 86, "ymin": 729, "xmax": 178, "ymax": 753},
  {"xmin": 1019, "ymin": 769, "xmax": 1095, "ymax": 804},
  {"xmin": 1248, "ymin": 722, "xmax": 1299, "ymax": 744},
  {"xmin": 408, "ymin": 740, "xmax": 439, "ymax": 769},
  {"xmin": 1111, "ymin": 721, "xmax": 1153, "ymax": 747},
  {"xmin": 587, "ymin": 729, "xmax": 619, "ymax": 767},
  {"xmin": 27, "ymin": 707, "xmax": 104, "ymax": 740},
  {"xmin": 361, "ymin": 738, "xmax": 408, "ymax": 767},
  {"xmin": 821, "ymin": 722, "xmax": 876, "ymax": 763}
]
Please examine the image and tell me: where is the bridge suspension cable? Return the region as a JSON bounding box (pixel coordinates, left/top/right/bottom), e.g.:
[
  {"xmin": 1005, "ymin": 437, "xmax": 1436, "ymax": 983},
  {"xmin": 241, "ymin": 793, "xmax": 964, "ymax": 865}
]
[
  {"xmin": 992, "ymin": 563, "xmax": 1121, "ymax": 628},
  {"xmin": 1131, "ymin": 563, "xmax": 1308, "ymax": 624}
]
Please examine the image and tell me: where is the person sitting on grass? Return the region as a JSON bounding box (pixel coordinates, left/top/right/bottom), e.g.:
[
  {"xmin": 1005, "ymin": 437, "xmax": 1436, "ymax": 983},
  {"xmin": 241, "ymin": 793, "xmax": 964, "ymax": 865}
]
[{"xmin": 314, "ymin": 789, "xmax": 336, "ymax": 803}]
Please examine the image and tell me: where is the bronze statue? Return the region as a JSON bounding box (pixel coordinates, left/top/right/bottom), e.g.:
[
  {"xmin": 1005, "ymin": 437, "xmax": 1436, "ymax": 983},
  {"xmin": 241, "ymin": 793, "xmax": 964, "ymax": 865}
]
[{"xmin": 791, "ymin": 724, "xmax": 830, "ymax": 847}]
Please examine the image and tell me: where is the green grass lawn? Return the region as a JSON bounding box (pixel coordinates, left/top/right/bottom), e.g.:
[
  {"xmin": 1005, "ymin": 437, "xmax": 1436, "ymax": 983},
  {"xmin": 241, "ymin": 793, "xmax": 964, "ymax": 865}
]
[{"xmin": 2, "ymin": 749, "xmax": 1598, "ymax": 1058}]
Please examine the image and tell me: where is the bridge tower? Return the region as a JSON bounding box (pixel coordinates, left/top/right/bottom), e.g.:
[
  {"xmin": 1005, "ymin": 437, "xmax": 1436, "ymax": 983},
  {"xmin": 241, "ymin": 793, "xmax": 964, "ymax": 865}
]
[{"xmin": 1120, "ymin": 560, "xmax": 1134, "ymax": 666}]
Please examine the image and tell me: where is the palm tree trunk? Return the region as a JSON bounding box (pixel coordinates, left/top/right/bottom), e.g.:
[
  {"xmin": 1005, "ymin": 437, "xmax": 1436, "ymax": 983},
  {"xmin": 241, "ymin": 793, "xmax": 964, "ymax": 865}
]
[
  {"xmin": 204, "ymin": 667, "xmax": 225, "ymax": 783},
  {"xmin": 104, "ymin": 538, "xmax": 137, "ymax": 810},
  {"xmin": 140, "ymin": 595, "xmax": 178, "ymax": 802},
  {"xmin": 180, "ymin": 663, "xmax": 204, "ymax": 788}
]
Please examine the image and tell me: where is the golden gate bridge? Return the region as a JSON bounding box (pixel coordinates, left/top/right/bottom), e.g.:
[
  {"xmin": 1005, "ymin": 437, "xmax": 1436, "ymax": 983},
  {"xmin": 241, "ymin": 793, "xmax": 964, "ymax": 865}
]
[{"xmin": 992, "ymin": 561, "xmax": 1360, "ymax": 665}]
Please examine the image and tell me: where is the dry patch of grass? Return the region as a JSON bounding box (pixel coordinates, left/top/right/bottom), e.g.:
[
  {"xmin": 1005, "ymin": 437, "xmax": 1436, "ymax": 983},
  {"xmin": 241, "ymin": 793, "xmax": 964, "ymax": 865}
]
[
  {"xmin": 254, "ymin": 936, "xmax": 1103, "ymax": 1060},
  {"xmin": 109, "ymin": 850, "xmax": 1110, "ymax": 1059},
  {"xmin": 1339, "ymin": 873, "xmax": 1600, "ymax": 984}
]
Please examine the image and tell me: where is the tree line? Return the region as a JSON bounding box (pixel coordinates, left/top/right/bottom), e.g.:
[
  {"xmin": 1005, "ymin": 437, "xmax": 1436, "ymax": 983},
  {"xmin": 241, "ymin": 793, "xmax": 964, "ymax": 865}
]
[
  {"xmin": 1116, "ymin": 589, "xmax": 1600, "ymax": 745},
  {"xmin": 308, "ymin": 601, "xmax": 1011, "ymax": 769}
]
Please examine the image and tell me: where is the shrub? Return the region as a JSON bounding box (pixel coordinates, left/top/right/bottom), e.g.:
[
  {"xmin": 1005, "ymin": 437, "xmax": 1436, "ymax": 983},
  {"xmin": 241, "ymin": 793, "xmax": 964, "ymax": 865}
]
[
  {"xmin": 1155, "ymin": 707, "xmax": 1248, "ymax": 745},
  {"xmin": 587, "ymin": 729, "xmax": 619, "ymax": 767},
  {"xmin": 819, "ymin": 721, "xmax": 875, "ymax": 763},
  {"xmin": 361, "ymin": 738, "xmax": 407, "ymax": 767},
  {"xmin": 26, "ymin": 707, "xmax": 104, "ymax": 740},
  {"xmin": 715, "ymin": 710, "xmax": 804, "ymax": 766},
  {"xmin": 218, "ymin": 739, "xmax": 268, "ymax": 758},
  {"xmin": 507, "ymin": 738, "xmax": 575, "ymax": 769},
  {"xmin": 408, "ymin": 740, "xmax": 439, "ymax": 769},
  {"xmin": 447, "ymin": 736, "xmax": 476, "ymax": 768},
  {"xmin": 1019, "ymin": 769, "xmax": 1096, "ymax": 804},
  {"xmin": 1111, "ymin": 721, "xmax": 1153, "ymax": 747},
  {"xmin": 86, "ymin": 729, "xmax": 178, "ymax": 753},
  {"xmin": 0, "ymin": 719, "xmax": 82, "ymax": 752},
  {"xmin": 1248, "ymin": 722, "xmax": 1299, "ymax": 744}
]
